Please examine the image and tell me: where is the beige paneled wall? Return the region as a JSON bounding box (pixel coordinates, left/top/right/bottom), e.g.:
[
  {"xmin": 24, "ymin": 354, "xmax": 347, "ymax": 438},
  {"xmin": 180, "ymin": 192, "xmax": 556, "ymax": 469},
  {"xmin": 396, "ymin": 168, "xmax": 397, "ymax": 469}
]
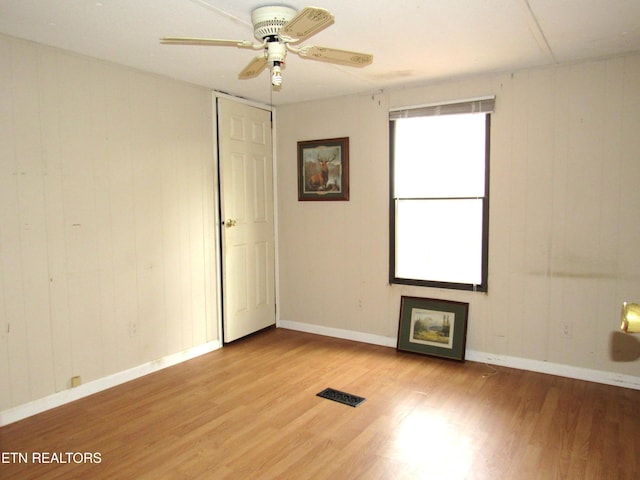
[
  {"xmin": 0, "ymin": 36, "xmax": 218, "ymax": 411},
  {"xmin": 276, "ymin": 92, "xmax": 392, "ymax": 338},
  {"xmin": 276, "ymin": 53, "xmax": 640, "ymax": 378}
]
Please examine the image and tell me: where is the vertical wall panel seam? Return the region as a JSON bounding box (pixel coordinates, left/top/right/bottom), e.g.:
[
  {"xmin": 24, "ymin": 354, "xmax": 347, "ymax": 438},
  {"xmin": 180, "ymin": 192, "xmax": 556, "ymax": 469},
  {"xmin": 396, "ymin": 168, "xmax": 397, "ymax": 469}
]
[
  {"xmin": 10, "ymin": 40, "xmax": 31, "ymax": 404},
  {"xmin": 36, "ymin": 45, "xmax": 57, "ymax": 394}
]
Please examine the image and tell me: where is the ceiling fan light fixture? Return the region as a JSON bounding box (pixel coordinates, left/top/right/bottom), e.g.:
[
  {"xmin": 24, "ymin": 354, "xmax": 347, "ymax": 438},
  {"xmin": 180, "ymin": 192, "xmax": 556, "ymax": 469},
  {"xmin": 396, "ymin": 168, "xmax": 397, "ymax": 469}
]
[{"xmin": 266, "ymin": 39, "xmax": 286, "ymax": 63}]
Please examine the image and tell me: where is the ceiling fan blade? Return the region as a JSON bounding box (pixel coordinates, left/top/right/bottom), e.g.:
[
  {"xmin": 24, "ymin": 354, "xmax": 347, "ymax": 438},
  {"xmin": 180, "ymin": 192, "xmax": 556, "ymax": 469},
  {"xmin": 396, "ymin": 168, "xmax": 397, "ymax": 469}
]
[
  {"xmin": 238, "ymin": 56, "xmax": 268, "ymax": 79},
  {"xmin": 279, "ymin": 7, "xmax": 334, "ymax": 42},
  {"xmin": 296, "ymin": 46, "xmax": 373, "ymax": 67},
  {"xmin": 160, "ymin": 37, "xmax": 258, "ymax": 49}
]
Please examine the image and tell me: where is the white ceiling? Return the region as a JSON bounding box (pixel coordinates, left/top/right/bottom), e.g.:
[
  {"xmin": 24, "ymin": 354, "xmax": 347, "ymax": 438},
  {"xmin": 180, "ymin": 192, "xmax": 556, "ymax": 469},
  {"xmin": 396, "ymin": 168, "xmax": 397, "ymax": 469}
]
[{"xmin": 0, "ymin": 0, "xmax": 639, "ymax": 105}]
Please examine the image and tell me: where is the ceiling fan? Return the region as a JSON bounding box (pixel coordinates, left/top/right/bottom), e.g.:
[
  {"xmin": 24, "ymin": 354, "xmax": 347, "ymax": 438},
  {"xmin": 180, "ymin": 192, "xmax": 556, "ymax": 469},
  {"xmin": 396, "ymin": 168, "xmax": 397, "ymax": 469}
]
[{"xmin": 161, "ymin": 5, "xmax": 373, "ymax": 88}]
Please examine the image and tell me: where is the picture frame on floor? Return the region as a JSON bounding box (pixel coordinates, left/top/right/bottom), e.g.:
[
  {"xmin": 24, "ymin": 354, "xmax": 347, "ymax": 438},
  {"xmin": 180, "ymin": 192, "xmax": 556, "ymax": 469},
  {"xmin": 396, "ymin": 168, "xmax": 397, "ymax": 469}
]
[{"xmin": 397, "ymin": 296, "xmax": 469, "ymax": 361}]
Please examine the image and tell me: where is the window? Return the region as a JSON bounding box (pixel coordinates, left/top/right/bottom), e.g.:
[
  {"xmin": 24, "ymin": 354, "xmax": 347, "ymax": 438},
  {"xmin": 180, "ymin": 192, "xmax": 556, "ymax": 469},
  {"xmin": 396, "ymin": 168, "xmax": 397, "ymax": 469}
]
[{"xmin": 389, "ymin": 97, "xmax": 493, "ymax": 291}]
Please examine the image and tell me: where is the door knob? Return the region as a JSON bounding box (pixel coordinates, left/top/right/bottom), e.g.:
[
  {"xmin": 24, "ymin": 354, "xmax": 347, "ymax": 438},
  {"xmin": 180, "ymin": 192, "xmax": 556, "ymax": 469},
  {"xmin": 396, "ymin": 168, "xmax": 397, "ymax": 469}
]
[{"xmin": 225, "ymin": 219, "xmax": 237, "ymax": 227}]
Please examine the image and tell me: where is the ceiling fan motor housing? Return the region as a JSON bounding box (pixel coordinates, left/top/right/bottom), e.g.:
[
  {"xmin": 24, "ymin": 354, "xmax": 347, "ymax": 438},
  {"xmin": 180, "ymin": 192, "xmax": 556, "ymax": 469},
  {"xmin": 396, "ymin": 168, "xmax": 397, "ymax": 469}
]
[{"xmin": 251, "ymin": 5, "xmax": 297, "ymax": 40}]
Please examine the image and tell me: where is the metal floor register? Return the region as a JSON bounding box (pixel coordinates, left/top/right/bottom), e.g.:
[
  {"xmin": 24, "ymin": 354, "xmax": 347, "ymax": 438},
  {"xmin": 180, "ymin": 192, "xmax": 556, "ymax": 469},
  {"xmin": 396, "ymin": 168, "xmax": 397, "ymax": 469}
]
[{"xmin": 316, "ymin": 388, "xmax": 366, "ymax": 407}]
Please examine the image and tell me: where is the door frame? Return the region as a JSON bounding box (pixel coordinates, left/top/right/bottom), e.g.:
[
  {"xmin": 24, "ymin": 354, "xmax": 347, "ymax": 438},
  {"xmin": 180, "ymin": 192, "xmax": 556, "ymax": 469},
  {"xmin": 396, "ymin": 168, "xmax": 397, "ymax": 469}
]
[{"xmin": 212, "ymin": 91, "xmax": 280, "ymax": 344}]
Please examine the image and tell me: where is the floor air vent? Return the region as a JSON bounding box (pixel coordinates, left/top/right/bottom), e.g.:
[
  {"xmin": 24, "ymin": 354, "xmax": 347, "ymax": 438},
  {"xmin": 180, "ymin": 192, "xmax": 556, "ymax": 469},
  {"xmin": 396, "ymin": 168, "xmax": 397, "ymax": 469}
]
[{"xmin": 316, "ymin": 388, "xmax": 366, "ymax": 407}]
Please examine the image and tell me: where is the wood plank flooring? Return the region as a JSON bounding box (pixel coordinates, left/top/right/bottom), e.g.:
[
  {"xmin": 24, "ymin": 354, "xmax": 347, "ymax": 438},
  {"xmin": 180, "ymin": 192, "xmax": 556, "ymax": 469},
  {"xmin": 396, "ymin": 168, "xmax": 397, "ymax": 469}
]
[{"xmin": 1, "ymin": 327, "xmax": 639, "ymax": 479}]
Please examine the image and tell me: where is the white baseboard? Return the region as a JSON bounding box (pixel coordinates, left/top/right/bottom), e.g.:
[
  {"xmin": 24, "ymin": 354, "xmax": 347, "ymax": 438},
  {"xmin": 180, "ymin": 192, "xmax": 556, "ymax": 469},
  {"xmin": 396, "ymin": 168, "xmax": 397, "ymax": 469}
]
[
  {"xmin": 277, "ymin": 320, "xmax": 640, "ymax": 391},
  {"xmin": 278, "ymin": 319, "xmax": 397, "ymax": 348},
  {"xmin": 465, "ymin": 350, "xmax": 640, "ymax": 390},
  {"xmin": 0, "ymin": 340, "xmax": 222, "ymax": 427}
]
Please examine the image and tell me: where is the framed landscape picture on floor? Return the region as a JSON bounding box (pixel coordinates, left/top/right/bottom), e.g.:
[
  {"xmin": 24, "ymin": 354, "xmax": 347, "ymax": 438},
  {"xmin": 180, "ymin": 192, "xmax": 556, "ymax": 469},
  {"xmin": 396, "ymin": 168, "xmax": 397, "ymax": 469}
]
[{"xmin": 397, "ymin": 296, "xmax": 469, "ymax": 361}]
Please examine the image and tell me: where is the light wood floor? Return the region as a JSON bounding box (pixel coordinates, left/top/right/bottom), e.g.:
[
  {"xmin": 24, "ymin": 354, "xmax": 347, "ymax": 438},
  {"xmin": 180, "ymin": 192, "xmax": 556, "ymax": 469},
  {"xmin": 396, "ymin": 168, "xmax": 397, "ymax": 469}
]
[{"xmin": 1, "ymin": 327, "xmax": 639, "ymax": 479}]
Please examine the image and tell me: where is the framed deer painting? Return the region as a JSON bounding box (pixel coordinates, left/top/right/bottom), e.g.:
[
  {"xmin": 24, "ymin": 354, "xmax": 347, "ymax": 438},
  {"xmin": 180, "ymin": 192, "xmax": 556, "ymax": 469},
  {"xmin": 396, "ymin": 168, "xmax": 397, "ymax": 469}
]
[{"xmin": 297, "ymin": 137, "xmax": 349, "ymax": 201}]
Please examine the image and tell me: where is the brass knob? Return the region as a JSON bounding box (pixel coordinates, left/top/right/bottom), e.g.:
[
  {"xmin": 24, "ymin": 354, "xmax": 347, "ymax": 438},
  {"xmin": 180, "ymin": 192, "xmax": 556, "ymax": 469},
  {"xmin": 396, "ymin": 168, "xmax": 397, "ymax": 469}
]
[{"xmin": 225, "ymin": 219, "xmax": 237, "ymax": 228}]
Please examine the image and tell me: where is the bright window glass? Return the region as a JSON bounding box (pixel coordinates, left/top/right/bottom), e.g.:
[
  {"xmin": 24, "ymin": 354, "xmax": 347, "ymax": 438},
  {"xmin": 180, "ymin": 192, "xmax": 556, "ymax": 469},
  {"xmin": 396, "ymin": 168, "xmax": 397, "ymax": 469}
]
[{"xmin": 391, "ymin": 111, "xmax": 490, "ymax": 290}]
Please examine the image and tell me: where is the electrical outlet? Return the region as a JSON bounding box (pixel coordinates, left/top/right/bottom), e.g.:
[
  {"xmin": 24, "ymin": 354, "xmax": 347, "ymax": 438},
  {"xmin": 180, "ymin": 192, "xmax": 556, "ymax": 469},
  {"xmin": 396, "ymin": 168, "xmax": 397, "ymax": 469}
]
[
  {"xmin": 562, "ymin": 322, "xmax": 572, "ymax": 338},
  {"xmin": 129, "ymin": 322, "xmax": 138, "ymax": 337}
]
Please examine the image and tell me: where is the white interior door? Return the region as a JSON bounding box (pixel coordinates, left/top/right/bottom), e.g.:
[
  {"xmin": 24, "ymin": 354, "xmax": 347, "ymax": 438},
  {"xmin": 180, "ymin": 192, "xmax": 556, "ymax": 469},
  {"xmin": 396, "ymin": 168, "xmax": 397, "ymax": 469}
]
[{"xmin": 217, "ymin": 97, "xmax": 276, "ymax": 343}]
